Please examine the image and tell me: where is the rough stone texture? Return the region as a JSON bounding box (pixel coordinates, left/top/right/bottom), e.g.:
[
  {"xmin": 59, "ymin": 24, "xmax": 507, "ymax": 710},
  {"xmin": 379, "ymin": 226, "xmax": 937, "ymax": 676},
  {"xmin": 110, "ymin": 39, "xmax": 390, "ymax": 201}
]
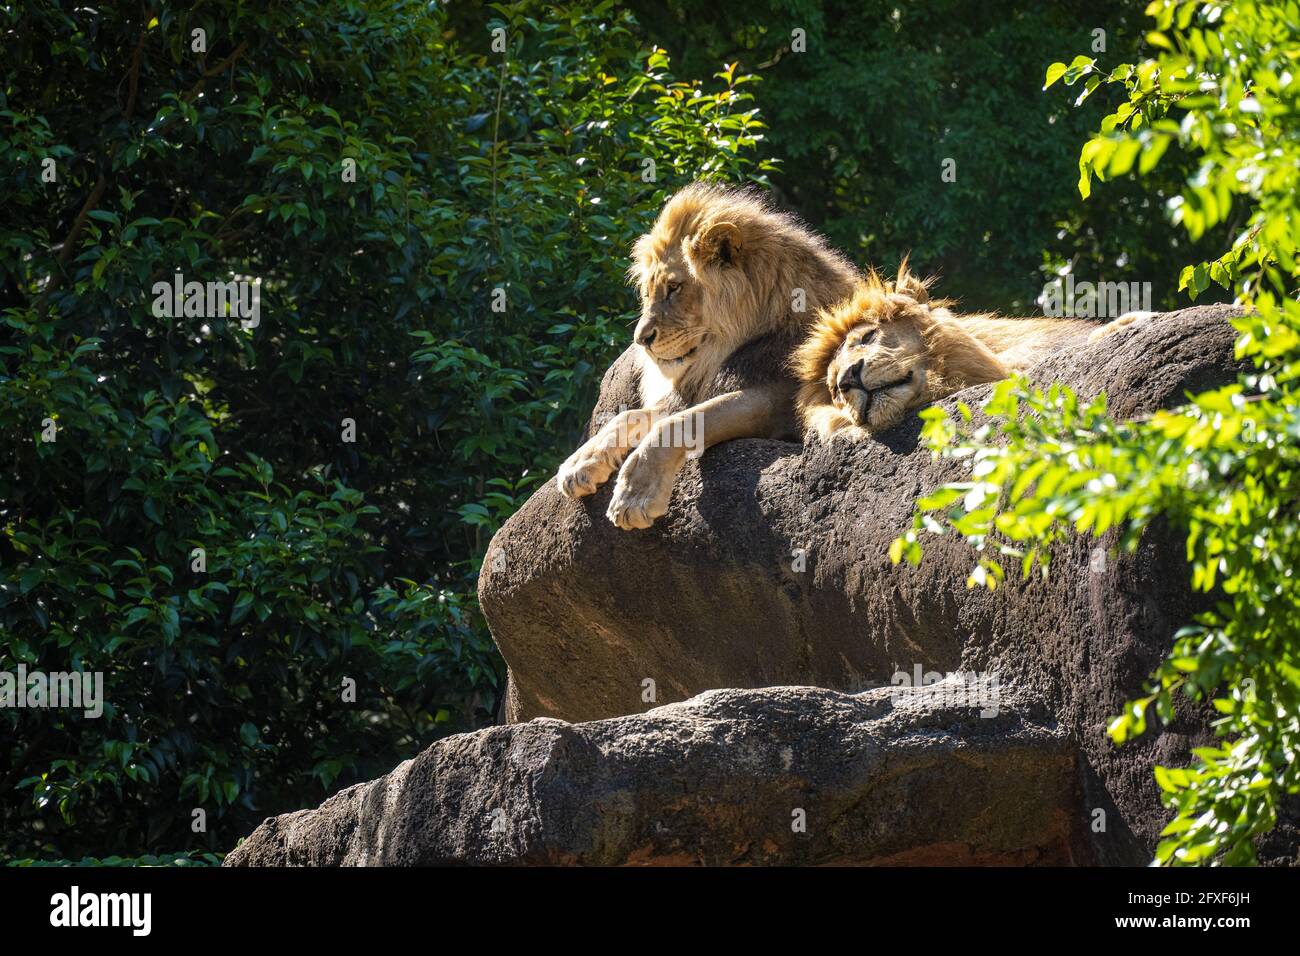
[
  {"xmin": 477, "ymin": 304, "xmax": 1262, "ymax": 862},
  {"xmin": 225, "ymin": 685, "xmax": 1085, "ymax": 866}
]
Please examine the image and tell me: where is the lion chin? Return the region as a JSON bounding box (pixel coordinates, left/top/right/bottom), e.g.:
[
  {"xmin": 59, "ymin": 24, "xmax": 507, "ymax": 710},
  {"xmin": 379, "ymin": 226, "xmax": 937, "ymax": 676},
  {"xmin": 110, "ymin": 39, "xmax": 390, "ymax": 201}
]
[
  {"xmin": 813, "ymin": 374, "xmax": 924, "ymax": 440},
  {"xmin": 839, "ymin": 382, "xmax": 913, "ymax": 434},
  {"xmin": 794, "ymin": 260, "xmax": 1137, "ymax": 443},
  {"xmin": 647, "ymin": 343, "xmax": 700, "ymax": 369}
]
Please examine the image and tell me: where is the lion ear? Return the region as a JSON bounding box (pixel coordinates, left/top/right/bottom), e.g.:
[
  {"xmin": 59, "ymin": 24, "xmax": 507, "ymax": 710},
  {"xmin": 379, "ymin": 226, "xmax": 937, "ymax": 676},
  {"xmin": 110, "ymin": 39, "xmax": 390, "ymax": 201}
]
[
  {"xmin": 895, "ymin": 256, "xmax": 930, "ymax": 304},
  {"xmin": 691, "ymin": 221, "xmax": 743, "ymax": 267}
]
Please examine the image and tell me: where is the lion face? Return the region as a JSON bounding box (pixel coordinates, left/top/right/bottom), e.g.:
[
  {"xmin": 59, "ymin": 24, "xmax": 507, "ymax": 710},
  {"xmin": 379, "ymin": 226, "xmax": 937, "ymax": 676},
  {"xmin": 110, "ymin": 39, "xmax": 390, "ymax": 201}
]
[
  {"xmin": 794, "ymin": 267, "xmax": 947, "ymax": 441},
  {"xmin": 798, "ymin": 262, "xmax": 1093, "ymax": 442},
  {"xmin": 824, "ymin": 296, "xmax": 933, "ymax": 433},
  {"xmin": 631, "ymin": 244, "xmax": 711, "ymax": 369}
]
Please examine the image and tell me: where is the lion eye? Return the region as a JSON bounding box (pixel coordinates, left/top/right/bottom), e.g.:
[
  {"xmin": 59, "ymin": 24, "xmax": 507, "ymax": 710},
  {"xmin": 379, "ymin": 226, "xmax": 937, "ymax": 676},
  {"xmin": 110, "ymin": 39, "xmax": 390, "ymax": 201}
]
[
  {"xmin": 666, "ymin": 282, "xmax": 682, "ymax": 298},
  {"xmin": 856, "ymin": 329, "xmax": 877, "ymax": 347}
]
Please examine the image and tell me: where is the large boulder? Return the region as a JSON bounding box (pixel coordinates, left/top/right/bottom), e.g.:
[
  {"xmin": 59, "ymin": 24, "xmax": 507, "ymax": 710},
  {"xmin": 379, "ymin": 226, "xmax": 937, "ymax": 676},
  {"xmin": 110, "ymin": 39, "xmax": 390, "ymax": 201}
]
[
  {"xmin": 225, "ymin": 684, "xmax": 1084, "ymax": 866},
  {"xmin": 227, "ymin": 304, "xmax": 1300, "ymax": 865},
  {"xmin": 477, "ymin": 304, "xmax": 1256, "ymax": 860}
]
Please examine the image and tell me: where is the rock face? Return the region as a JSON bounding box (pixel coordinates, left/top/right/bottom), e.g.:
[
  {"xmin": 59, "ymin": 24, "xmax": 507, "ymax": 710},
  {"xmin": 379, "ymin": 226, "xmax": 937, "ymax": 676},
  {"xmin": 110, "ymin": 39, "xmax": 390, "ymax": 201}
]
[
  {"xmin": 225, "ymin": 685, "xmax": 1084, "ymax": 866},
  {"xmin": 477, "ymin": 305, "xmax": 1253, "ymax": 862}
]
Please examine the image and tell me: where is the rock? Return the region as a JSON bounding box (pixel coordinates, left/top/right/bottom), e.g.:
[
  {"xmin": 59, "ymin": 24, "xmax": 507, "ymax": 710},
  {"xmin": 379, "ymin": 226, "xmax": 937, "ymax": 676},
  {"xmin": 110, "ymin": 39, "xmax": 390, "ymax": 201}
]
[
  {"xmin": 477, "ymin": 304, "xmax": 1252, "ymax": 860},
  {"xmin": 224, "ymin": 684, "xmax": 1084, "ymax": 866}
]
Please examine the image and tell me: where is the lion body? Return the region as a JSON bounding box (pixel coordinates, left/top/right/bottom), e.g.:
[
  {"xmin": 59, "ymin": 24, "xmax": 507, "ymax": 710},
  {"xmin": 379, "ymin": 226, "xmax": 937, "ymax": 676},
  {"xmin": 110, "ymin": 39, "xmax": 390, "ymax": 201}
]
[
  {"xmin": 795, "ymin": 266, "xmax": 1141, "ymax": 441},
  {"xmin": 557, "ymin": 182, "xmax": 860, "ymax": 528}
]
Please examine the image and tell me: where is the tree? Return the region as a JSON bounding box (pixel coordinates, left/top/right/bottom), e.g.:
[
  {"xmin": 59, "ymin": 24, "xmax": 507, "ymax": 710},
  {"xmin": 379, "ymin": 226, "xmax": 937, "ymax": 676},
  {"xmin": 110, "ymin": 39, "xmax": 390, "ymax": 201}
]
[{"xmin": 1, "ymin": 0, "xmax": 768, "ymax": 860}]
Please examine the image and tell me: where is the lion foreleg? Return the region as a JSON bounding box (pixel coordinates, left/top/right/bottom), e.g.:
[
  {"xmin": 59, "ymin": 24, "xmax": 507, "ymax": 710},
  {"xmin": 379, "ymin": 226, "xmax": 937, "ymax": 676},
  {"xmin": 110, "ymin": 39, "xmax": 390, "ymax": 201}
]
[
  {"xmin": 556, "ymin": 407, "xmax": 659, "ymax": 499},
  {"xmin": 606, "ymin": 387, "xmax": 779, "ymax": 530}
]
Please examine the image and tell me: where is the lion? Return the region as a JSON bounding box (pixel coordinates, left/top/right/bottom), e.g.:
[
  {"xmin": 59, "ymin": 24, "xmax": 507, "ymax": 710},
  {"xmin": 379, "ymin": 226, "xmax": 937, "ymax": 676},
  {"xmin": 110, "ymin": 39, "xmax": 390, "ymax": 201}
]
[
  {"xmin": 556, "ymin": 182, "xmax": 860, "ymax": 528},
  {"xmin": 793, "ymin": 262, "xmax": 1156, "ymax": 440}
]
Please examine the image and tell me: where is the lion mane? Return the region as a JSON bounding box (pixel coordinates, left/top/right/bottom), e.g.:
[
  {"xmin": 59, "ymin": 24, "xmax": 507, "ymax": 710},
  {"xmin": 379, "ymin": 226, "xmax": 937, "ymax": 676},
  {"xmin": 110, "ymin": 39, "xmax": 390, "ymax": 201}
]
[
  {"xmin": 628, "ymin": 182, "xmax": 859, "ymax": 412},
  {"xmin": 794, "ymin": 262, "xmax": 1128, "ymax": 441}
]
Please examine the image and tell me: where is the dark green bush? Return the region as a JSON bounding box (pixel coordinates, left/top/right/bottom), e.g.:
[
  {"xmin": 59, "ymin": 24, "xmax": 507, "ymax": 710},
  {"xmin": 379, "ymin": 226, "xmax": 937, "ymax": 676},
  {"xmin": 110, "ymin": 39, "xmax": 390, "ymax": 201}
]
[{"xmin": 0, "ymin": 0, "xmax": 768, "ymax": 859}]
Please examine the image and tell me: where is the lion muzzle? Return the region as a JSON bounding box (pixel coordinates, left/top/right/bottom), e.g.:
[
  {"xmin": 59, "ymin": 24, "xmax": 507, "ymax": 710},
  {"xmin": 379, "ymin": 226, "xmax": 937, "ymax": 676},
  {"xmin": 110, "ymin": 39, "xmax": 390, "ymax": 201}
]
[
  {"xmin": 837, "ymin": 359, "xmax": 864, "ymax": 395},
  {"xmin": 634, "ymin": 313, "xmax": 659, "ymax": 347}
]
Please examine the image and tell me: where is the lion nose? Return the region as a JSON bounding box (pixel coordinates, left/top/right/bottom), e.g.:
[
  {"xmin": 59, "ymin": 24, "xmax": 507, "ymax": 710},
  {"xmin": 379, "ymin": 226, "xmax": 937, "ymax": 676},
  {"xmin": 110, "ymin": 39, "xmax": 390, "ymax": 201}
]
[
  {"xmin": 838, "ymin": 359, "xmax": 864, "ymax": 393},
  {"xmin": 634, "ymin": 318, "xmax": 658, "ymax": 349}
]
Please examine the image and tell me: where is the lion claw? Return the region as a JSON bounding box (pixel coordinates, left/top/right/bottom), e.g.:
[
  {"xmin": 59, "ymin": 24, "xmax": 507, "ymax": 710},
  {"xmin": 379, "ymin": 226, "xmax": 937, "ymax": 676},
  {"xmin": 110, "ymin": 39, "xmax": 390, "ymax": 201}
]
[
  {"xmin": 556, "ymin": 447, "xmax": 617, "ymax": 499},
  {"xmin": 606, "ymin": 480, "xmax": 669, "ymax": 529},
  {"xmin": 557, "ymin": 460, "xmax": 603, "ymax": 499},
  {"xmin": 605, "ymin": 448, "xmax": 676, "ymax": 530}
]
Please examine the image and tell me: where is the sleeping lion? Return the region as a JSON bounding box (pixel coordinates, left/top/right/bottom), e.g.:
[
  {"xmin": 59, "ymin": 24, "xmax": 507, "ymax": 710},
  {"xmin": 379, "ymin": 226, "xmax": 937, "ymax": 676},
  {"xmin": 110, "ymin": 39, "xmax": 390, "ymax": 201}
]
[
  {"xmin": 793, "ymin": 263, "xmax": 1155, "ymax": 441},
  {"xmin": 557, "ymin": 182, "xmax": 859, "ymax": 528}
]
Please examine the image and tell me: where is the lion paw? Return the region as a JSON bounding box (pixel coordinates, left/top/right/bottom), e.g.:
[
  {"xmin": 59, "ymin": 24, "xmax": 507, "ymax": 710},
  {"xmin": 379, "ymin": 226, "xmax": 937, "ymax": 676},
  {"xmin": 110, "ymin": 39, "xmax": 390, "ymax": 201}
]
[
  {"xmin": 556, "ymin": 446, "xmax": 616, "ymax": 499},
  {"xmin": 606, "ymin": 448, "xmax": 678, "ymax": 530}
]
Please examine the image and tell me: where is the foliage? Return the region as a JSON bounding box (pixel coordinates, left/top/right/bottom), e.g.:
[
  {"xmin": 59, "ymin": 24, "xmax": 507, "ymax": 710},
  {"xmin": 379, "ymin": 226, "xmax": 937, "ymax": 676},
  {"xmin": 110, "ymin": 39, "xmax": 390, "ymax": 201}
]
[
  {"xmin": 0, "ymin": 0, "xmax": 768, "ymax": 860},
  {"xmin": 627, "ymin": 0, "xmax": 1232, "ymax": 312},
  {"xmin": 894, "ymin": 0, "xmax": 1300, "ymax": 864}
]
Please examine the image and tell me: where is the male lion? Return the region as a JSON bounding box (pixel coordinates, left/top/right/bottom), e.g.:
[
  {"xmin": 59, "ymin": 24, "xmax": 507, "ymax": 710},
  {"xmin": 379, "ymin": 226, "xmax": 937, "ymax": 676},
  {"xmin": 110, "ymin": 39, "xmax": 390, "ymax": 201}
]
[
  {"xmin": 557, "ymin": 182, "xmax": 859, "ymax": 528},
  {"xmin": 793, "ymin": 263, "xmax": 1155, "ymax": 441}
]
